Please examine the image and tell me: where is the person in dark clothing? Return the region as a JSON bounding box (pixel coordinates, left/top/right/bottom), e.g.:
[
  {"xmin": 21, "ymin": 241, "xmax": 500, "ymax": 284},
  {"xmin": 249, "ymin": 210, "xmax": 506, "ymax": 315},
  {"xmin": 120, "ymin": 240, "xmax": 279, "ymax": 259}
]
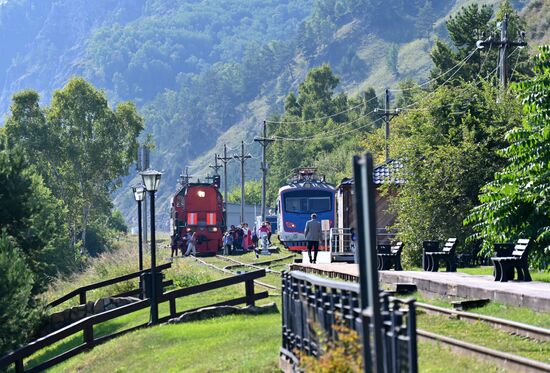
[
  {"xmin": 170, "ymin": 232, "xmax": 179, "ymax": 257},
  {"xmin": 304, "ymin": 213, "xmax": 322, "ymax": 264},
  {"xmin": 266, "ymin": 221, "xmax": 272, "ymax": 245},
  {"xmin": 234, "ymin": 225, "xmax": 244, "ymax": 251}
]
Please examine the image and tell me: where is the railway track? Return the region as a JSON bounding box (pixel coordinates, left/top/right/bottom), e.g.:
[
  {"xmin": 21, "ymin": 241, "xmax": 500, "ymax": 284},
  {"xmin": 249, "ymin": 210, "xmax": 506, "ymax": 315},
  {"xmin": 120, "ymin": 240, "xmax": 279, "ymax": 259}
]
[
  {"xmin": 418, "ymin": 329, "xmax": 550, "ymax": 373},
  {"xmin": 193, "ymin": 256, "xmax": 280, "ymax": 291},
  {"xmin": 415, "ymin": 302, "xmax": 550, "ymax": 342},
  {"xmin": 215, "ymin": 254, "xmax": 295, "ymax": 275}
]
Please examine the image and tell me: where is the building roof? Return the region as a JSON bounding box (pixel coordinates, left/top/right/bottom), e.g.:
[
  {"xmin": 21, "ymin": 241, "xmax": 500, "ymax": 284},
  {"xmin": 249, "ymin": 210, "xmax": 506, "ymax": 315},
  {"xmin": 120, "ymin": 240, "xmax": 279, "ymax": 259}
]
[
  {"xmin": 373, "ymin": 159, "xmax": 404, "ymax": 185},
  {"xmin": 337, "ymin": 159, "xmax": 404, "ymax": 188}
]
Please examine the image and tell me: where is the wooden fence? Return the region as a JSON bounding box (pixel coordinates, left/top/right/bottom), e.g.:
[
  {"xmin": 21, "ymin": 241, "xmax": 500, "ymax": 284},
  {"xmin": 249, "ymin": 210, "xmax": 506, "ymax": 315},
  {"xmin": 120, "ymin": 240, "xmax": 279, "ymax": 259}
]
[
  {"xmin": 47, "ymin": 262, "xmax": 173, "ymax": 308},
  {"xmin": 1, "ymin": 269, "xmax": 268, "ymax": 373}
]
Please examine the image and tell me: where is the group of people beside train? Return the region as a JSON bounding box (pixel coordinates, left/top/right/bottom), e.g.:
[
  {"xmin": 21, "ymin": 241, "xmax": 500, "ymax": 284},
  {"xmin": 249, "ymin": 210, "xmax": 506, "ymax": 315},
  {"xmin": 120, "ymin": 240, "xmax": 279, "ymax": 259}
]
[
  {"xmin": 170, "ymin": 221, "xmax": 272, "ymax": 258},
  {"xmin": 170, "ymin": 230, "xmax": 198, "ymax": 257},
  {"xmin": 223, "ymin": 221, "xmax": 272, "ymax": 256}
]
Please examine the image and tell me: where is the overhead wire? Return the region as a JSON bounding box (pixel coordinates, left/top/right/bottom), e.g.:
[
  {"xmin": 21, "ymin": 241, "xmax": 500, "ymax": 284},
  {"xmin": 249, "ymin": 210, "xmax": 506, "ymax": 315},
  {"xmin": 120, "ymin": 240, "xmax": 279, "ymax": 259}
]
[
  {"xmin": 273, "ymin": 117, "xmax": 384, "ymax": 142},
  {"xmin": 265, "ymin": 95, "xmax": 379, "ymax": 124},
  {"xmin": 509, "ymin": 47, "xmax": 523, "ymax": 82},
  {"xmin": 399, "ymin": 48, "xmax": 480, "ymax": 110},
  {"xmin": 387, "ymin": 48, "xmax": 479, "ymax": 92},
  {"xmin": 271, "ymin": 107, "xmax": 377, "ymax": 141}
]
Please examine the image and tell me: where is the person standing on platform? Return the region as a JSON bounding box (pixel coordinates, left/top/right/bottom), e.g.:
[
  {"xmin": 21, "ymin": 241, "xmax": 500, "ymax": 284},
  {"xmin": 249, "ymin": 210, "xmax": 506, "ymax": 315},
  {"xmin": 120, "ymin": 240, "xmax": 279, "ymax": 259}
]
[{"xmin": 304, "ymin": 213, "xmax": 322, "ymax": 264}]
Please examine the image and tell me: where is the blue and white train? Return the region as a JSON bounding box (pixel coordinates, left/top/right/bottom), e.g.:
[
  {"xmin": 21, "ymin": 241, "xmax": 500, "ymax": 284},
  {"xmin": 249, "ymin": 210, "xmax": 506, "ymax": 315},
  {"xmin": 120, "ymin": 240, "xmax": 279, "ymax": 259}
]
[{"xmin": 276, "ymin": 169, "xmax": 336, "ymax": 251}]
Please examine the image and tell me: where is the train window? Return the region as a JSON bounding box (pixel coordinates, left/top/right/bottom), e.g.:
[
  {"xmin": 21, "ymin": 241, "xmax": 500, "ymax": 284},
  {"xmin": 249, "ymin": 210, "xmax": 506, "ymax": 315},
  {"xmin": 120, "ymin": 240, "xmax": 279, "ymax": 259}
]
[
  {"xmin": 284, "ymin": 191, "xmax": 332, "ymax": 213},
  {"xmin": 308, "ymin": 197, "xmax": 331, "ymax": 212}
]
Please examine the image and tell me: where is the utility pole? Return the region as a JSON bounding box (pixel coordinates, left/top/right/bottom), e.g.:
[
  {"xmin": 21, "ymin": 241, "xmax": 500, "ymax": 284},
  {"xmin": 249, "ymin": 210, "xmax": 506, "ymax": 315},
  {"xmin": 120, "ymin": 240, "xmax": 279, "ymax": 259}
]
[
  {"xmin": 476, "ymin": 13, "xmax": 526, "ymax": 89},
  {"xmin": 374, "ymin": 89, "xmax": 400, "ymax": 162},
  {"xmin": 233, "ymin": 141, "xmax": 252, "ymax": 223},
  {"xmin": 179, "ymin": 167, "xmax": 191, "ymax": 187},
  {"xmin": 254, "ymin": 121, "xmax": 274, "ymax": 222},
  {"xmin": 209, "ymin": 153, "xmax": 222, "ymax": 175},
  {"xmin": 217, "ymin": 145, "xmax": 233, "ymax": 225}
]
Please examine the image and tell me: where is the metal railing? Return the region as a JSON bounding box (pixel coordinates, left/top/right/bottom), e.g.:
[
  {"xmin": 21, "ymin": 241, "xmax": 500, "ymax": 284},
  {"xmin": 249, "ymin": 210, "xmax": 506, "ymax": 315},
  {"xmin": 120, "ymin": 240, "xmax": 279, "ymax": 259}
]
[
  {"xmin": 330, "ymin": 227, "xmax": 353, "ymax": 254},
  {"xmin": 281, "ymin": 270, "xmax": 417, "ymax": 373}
]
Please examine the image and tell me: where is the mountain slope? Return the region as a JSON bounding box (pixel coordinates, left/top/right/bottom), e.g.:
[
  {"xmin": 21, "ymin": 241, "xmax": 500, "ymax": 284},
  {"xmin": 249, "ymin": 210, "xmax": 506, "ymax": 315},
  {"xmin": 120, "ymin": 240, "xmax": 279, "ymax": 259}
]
[{"xmin": 0, "ymin": 0, "xmax": 543, "ymax": 229}]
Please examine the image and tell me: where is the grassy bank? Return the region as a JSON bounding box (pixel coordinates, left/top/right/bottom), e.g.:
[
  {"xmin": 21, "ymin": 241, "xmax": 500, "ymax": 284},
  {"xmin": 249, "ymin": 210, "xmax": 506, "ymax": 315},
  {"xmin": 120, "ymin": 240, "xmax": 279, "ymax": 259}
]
[
  {"xmin": 30, "ymin": 237, "xmax": 548, "ymax": 372},
  {"xmin": 50, "ymin": 314, "xmax": 281, "ymax": 373}
]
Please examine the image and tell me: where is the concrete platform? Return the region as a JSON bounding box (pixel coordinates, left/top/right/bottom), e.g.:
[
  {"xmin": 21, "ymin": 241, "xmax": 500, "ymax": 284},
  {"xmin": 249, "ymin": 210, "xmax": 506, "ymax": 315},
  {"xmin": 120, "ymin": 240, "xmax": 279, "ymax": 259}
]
[{"xmin": 291, "ymin": 263, "xmax": 550, "ymax": 312}]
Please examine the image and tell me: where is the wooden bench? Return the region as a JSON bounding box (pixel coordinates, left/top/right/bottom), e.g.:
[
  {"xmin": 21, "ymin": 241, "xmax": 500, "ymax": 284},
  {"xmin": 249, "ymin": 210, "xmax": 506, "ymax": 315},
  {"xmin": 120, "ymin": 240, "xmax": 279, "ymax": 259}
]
[
  {"xmin": 424, "ymin": 238, "xmax": 457, "ymax": 272},
  {"xmin": 491, "ymin": 239, "xmax": 531, "ymax": 282},
  {"xmin": 377, "ymin": 242, "xmax": 403, "ymax": 270}
]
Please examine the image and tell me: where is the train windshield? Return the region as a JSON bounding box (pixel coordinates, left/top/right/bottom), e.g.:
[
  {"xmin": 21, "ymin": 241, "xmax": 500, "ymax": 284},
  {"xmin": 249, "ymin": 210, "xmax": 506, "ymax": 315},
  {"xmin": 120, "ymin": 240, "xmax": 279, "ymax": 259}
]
[{"xmin": 284, "ymin": 190, "xmax": 332, "ymax": 213}]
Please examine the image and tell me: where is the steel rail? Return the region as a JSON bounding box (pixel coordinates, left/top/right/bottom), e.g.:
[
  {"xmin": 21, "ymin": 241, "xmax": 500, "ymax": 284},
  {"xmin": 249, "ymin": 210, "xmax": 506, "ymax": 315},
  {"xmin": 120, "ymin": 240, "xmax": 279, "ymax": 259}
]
[
  {"xmin": 193, "ymin": 257, "xmax": 279, "ymax": 290},
  {"xmin": 416, "ymin": 302, "xmax": 550, "ymax": 342},
  {"xmin": 215, "ymin": 255, "xmax": 283, "ymax": 274},
  {"xmin": 418, "ymin": 329, "xmax": 550, "ymax": 373}
]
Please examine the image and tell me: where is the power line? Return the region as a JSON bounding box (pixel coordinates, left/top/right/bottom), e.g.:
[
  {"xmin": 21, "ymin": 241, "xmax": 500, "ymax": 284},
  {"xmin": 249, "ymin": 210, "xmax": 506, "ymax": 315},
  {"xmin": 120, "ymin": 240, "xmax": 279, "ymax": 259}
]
[
  {"xmin": 272, "ymin": 109, "xmax": 377, "ymax": 141},
  {"xmin": 388, "ymin": 48, "xmax": 479, "ymax": 92},
  {"xmin": 274, "ymin": 117, "xmax": 384, "ymax": 142},
  {"xmin": 266, "ymin": 95, "xmax": 378, "ymax": 124}
]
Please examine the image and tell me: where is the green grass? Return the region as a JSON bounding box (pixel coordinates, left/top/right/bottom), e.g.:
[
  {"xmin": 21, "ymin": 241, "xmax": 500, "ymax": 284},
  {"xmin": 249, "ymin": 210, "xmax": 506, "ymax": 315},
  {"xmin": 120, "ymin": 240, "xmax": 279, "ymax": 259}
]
[
  {"xmin": 49, "ymin": 314, "xmax": 281, "ymax": 373},
  {"xmin": 404, "ymin": 291, "xmax": 550, "ymax": 329},
  {"xmin": 417, "ymin": 341, "xmax": 509, "ymax": 372},
  {"xmin": 27, "ymin": 258, "xmax": 276, "ymax": 371},
  {"xmin": 417, "ymin": 313, "xmax": 550, "ymax": 363},
  {"xmin": 30, "ymin": 236, "xmax": 546, "ymax": 372}
]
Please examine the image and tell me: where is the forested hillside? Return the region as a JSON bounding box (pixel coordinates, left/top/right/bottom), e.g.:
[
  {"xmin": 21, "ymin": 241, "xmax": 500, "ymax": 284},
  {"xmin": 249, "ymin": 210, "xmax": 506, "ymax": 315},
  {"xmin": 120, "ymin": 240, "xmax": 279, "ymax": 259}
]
[{"xmin": 0, "ymin": 0, "xmax": 539, "ymax": 228}]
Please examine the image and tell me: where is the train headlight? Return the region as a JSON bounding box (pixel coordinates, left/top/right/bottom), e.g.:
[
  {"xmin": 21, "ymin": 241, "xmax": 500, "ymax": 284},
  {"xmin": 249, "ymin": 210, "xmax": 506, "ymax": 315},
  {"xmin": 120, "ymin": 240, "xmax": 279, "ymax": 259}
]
[
  {"xmin": 285, "ymin": 221, "xmax": 296, "ymax": 229},
  {"xmin": 208, "ymin": 227, "xmax": 218, "ymax": 232},
  {"xmin": 197, "ymin": 190, "xmax": 206, "ymax": 198}
]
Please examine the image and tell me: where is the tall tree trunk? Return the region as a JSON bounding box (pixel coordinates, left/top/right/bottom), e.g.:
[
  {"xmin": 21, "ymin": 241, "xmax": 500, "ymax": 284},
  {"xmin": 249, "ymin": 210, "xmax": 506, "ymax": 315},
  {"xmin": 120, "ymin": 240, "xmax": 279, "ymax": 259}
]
[{"xmin": 81, "ymin": 205, "xmax": 89, "ymax": 255}]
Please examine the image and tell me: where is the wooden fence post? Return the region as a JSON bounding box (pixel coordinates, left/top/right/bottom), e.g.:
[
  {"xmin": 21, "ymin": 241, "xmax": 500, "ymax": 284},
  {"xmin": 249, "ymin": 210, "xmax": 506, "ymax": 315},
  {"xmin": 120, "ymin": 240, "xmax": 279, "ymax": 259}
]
[
  {"xmin": 245, "ymin": 280, "xmax": 255, "ymax": 306},
  {"xmin": 79, "ymin": 291, "xmax": 87, "ymax": 305},
  {"xmin": 15, "ymin": 359, "xmax": 24, "ymax": 373},
  {"xmin": 83, "ymin": 323, "xmax": 94, "ymax": 347},
  {"xmin": 169, "ymin": 298, "xmax": 176, "ymax": 319}
]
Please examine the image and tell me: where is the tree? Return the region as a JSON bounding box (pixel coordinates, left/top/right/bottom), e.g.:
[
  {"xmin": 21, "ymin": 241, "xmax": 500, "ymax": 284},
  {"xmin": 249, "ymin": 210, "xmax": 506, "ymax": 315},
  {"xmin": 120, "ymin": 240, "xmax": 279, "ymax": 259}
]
[
  {"xmin": 6, "ymin": 78, "xmax": 143, "ymax": 255},
  {"xmin": 430, "ymin": 2, "xmax": 529, "ymax": 86},
  {"xmin": 0, "ymin": 141, "xmax": 74, "ymax": 291},
  {"xmin": 465, "ymin": 46, "xmax": 550, "ymax": 268},
  {"xmin": 0, "ymin": 231, "xmax": 40, "ymax": 356},
  {"xmin": 227, "ymin": 180, "xmax": 262, "ymax": 205},
  {"xmin": 387, "ymin": 81, "xmax": 521, "ymax": 267}
]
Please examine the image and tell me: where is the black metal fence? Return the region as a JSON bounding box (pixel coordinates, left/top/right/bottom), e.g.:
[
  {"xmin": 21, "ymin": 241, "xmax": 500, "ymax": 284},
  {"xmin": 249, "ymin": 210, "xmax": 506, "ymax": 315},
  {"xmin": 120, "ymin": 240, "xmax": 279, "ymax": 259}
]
[{"xmin": 281, "ymin": 270, "xmax": 417, "ymax": 372}]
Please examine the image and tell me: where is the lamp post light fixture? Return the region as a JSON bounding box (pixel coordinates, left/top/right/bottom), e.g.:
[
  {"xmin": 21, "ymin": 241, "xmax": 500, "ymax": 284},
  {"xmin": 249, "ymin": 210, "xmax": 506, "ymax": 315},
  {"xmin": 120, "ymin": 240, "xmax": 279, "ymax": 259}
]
[
  {"xmin": 140, "ymin": 168, "xmax": 162, "ymax": 325},
  {"xmin": 132, "ymin": 184, "xmax": 146, "ymax": 272}
]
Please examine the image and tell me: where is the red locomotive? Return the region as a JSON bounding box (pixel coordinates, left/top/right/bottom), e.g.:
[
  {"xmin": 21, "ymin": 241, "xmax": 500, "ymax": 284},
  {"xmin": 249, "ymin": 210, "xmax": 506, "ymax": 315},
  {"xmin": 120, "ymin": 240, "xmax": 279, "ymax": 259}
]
[{"xmin": 170, "ymin": 175, "xmax": 224, "ymax": 255}]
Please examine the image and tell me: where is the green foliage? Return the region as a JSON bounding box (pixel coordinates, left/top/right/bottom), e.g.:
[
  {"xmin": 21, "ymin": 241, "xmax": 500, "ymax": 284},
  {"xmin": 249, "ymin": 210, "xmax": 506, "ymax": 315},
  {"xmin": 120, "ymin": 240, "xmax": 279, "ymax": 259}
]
[
  {"xmin": 466, "ymin": 46, "xmax": 550, "ymax": 268},
  {"xmin": 298, "ymin": 323, "xmax": 362, "ymax": 372},
  {"xmin": 227, "ymin": 180, "xmax": 262, "ymax": 205},
  {"xmin": 430, "ymin": 1, "xmax": 530, "ymax": 86},
  {"xmin": 0, "ymin": 141, "xmax": 75, "ymax": 291},
  {"xmin": 0, "ymin": 231, "xmax": 41, "ymax": 355},
  {"xmin": 388, "ymin": 81, "xmax": 521, "ymax": 267},
  {"xmin": 267, "ymin": 65, "xmax": 378, "ymax": 202},
  {"xmin": 5, "ymin": 78, "xmax": 143, "ymax": 255}
]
